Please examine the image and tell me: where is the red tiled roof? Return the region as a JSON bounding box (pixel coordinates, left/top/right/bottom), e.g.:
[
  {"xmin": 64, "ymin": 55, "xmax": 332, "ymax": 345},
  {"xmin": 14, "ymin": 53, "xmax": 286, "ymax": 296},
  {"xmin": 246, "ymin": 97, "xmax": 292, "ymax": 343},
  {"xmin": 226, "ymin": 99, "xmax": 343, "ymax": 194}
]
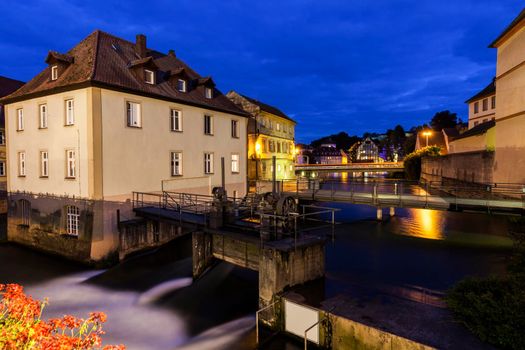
[
  {"xmin": 239, "ymin": 93, "xmax": 296, "ymax": 123},
  {"xmin": 1, "ymin": 30, "xmax": 248, "ymax": 117},
  {"xmin": 0, "ymin": 75, "xmax": 25, "ymax": 98}
]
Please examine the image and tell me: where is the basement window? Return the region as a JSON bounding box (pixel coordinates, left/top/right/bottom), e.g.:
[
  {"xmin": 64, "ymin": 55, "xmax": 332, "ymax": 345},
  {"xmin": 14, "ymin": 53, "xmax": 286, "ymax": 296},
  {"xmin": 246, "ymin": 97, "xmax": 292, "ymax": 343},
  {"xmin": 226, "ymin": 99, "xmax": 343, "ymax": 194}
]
[{"xmin": 66, "ymin": 205, "xmax": 80, "ymax": 236}]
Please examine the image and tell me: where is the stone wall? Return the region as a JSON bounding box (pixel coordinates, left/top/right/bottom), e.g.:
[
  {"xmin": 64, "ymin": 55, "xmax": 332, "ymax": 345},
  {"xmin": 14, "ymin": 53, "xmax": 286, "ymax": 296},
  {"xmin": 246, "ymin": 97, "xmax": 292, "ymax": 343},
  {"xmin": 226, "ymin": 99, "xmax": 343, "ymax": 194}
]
[
  {"xmin": 421, "ymin": 151, "xmax": 495, "ymax": 184},
  {"xmin": 318, "ymin": 309, "xmax": 434, "ymax": 350},
  {"xmin": 7, "ymin": 192, "xmax": 134, "ymax": 264}
]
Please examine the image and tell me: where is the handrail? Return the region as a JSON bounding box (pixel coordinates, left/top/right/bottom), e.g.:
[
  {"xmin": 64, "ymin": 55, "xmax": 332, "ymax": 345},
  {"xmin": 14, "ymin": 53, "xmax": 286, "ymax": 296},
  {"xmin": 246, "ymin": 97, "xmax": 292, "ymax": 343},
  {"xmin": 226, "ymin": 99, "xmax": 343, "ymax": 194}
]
[
  {"xmin": 255, "ymin": 300, "xmax": 279, "ymax": 345},
  {"xmin": 303, "ymin": 318, "xmax": 323, "ymax": 349}
]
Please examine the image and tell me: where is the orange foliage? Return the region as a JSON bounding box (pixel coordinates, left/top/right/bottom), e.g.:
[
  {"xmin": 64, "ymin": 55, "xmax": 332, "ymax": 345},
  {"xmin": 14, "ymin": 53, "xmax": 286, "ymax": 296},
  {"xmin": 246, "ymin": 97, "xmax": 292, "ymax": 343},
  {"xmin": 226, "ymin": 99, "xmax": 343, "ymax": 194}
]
[{"xmin": 0, "ymin": 284, "xmax": 125, "ymax": 350}]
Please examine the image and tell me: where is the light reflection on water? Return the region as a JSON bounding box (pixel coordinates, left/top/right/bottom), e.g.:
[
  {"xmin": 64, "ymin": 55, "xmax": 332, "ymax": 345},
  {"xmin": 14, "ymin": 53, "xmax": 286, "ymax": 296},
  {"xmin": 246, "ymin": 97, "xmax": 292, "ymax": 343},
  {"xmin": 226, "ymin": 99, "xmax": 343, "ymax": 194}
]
[{"xmin": 407, "ymin": 208, "xmax": 443, "ymax": 240}]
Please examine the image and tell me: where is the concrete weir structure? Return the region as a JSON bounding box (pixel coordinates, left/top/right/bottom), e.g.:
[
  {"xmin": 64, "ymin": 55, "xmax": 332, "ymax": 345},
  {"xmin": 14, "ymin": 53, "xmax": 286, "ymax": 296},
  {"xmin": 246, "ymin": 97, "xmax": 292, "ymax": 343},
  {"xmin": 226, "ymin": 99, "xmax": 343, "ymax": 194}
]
[{"xmin": 192, "ymin": 229, "xmax": 326, "ymax": 327}]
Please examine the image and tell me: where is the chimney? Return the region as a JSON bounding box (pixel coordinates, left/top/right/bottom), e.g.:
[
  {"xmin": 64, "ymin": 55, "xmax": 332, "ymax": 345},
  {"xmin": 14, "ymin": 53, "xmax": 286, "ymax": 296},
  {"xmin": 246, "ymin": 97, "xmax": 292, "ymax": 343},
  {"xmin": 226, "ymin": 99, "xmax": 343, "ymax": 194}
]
[
  {"xmin": 135, "ymin": 34, "xmax": 147, "ymax": 58},
  {"xmin": 168, "ymin": 49, "xmax": 176, "ymax": 57}
]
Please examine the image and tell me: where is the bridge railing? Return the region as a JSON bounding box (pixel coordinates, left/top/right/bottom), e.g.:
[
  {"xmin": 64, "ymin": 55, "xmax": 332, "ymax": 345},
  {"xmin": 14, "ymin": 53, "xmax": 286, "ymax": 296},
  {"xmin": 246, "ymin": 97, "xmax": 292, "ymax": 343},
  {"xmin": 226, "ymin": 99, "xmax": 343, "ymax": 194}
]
[{"xmin": 279, "ymin": 178, "xmax": 525, "ymax": 209}]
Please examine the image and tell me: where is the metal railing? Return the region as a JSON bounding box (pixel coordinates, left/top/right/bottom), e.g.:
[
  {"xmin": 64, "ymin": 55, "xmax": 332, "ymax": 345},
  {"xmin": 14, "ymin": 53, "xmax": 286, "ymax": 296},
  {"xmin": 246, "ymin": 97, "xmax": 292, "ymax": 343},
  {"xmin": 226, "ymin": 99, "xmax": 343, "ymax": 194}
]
[
  {"xmin": 255, "ymin": 300, "xmax": 279, "ymax": 346},
  {"xmin": 277, "ymin": 178, "xmax": 525, "ymax": 211}
]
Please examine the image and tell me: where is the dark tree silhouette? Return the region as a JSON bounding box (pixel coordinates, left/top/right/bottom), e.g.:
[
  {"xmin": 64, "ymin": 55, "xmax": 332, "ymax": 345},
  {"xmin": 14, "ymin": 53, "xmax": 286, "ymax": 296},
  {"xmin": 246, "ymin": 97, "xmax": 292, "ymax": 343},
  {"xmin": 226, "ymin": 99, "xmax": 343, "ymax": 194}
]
[{"xmin": 430, "ymin": 110, "xmax": 458, "ymax": 131}]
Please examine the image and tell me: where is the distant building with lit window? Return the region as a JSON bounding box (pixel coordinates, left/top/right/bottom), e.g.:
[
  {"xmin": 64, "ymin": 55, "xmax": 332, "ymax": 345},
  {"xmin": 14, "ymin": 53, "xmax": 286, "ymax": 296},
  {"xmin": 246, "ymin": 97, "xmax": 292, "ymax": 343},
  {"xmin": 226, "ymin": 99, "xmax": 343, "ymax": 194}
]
[
  {"xmin": 227, "ymin": 91, "xmax": 296, "ymax": 181},
  {"xmin": 355, "ymin": 138, "xmax": 379, "ymax": 162}
]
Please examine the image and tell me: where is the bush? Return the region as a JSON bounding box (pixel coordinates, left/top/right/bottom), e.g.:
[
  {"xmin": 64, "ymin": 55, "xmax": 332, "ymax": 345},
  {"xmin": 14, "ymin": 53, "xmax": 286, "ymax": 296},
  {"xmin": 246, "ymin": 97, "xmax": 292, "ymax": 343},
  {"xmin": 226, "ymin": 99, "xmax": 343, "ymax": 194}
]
[
  {"xmin": 403, "ymin": 146, "xmax": 441, "ymax": 180},
  {"xmin": 0, "ymin": 284, "xmax": 125, "ymax": 350},
  {"xmin": 446, "ymin": 277, "xmax": 525, "ymax": 349},
  {"xmin": 446, "ymin": 218, "xmax": 525, "ymax": 349}
]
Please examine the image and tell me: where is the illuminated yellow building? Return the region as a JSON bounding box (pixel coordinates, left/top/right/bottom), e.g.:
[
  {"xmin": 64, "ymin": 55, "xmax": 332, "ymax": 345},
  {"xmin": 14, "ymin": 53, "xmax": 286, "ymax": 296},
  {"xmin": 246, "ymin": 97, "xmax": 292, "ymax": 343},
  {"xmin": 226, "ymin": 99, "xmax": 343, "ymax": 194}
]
[{"xmin": 227, "ymin": 91, "xmax": 297, "ymax": 181}]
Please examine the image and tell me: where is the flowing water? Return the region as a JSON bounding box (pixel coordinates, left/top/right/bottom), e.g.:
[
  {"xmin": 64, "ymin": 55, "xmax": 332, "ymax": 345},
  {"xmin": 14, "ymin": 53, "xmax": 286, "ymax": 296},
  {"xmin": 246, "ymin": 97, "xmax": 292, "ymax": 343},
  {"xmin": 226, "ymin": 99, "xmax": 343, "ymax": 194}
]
[{"xmin": 0, "ymin": 176, "xmax": 513, "ymax": 349}]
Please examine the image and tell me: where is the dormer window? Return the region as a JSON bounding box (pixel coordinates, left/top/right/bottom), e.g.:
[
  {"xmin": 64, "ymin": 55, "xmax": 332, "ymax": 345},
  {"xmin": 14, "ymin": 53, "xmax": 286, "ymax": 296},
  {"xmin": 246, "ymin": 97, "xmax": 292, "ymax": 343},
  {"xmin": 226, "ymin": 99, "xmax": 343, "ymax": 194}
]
[
  {"xmin": 177, "ymin": 79, "xmax": 187, "ymax": 92},
  {"xmin": 51, "ymin": 66, "xmax": 58, "ymax": 80},
  {"xmin": 205, "ymin": 87, "xmax": 213, "ymax": 99},
  {"xmin": 145, "ymin": 69, "xmax": 155, "ymax": 84}
]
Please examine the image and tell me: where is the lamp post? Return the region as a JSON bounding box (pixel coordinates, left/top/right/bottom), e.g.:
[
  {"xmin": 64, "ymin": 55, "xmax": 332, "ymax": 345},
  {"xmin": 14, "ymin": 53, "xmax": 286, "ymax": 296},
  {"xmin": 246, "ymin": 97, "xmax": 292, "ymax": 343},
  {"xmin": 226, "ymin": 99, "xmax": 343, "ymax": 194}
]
[{"xmin": 422, "ymin": 131, "xmax": 432, "ymax": 147}]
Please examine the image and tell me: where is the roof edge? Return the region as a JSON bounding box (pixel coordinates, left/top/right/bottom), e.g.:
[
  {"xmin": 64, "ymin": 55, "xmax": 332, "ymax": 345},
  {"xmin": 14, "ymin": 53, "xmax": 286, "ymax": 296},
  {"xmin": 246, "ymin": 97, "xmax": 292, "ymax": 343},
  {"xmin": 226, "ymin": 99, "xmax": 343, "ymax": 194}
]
[
  {"xmin": 0, "ymin": 81, "xmax": 251, "ymax": 118},
  {"xmin": 489, "ymin": 8, "xmax": 525, "ymax": 48}
]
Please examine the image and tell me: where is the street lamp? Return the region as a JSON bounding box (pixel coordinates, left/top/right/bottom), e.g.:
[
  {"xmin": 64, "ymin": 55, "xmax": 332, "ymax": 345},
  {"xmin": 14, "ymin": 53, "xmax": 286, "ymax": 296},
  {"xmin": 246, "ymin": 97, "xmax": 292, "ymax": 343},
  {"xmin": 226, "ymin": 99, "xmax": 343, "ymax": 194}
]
[{"xmin": 422, "ymin": 131, "xmax": 432, "ymax": 147}]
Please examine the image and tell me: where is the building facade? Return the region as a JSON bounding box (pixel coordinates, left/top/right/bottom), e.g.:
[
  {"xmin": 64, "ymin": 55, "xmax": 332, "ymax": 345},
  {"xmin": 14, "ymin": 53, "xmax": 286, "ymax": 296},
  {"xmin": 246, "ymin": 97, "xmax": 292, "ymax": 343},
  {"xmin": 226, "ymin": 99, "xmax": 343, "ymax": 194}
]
[
  {"xmin": 490, "ymin": 9, "xmax": 525, "ymax": 184},
  {"xmin": 465, "ymin": 80, "xmax": 496, "ymax": 129},
  {"xmin": 1, "ymin": 31, "xmax": 248, "ymax": 262},
  {"xmin": 312, "ymin": 143, "xmax": 348, "ymax": 164},
  {"xmin": 0, "ymin": 76, "xmax": 25, "ymax": 193},
  {"xmin": 422, "ymin": 9, "xmax": 525, "ymax": 186},
  {"xmin": 227, "ymin": 91, "xmax": 296, "ymax": 181},
  {"xmin": 355, "ymin": 138, "xmax": 379, "ymax": 162}
]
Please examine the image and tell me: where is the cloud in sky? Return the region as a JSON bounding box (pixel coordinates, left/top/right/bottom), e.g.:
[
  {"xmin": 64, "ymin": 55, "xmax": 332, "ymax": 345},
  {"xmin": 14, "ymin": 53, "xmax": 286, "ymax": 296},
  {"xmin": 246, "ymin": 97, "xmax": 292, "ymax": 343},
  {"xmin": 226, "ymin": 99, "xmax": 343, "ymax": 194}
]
[{"xmin": 0, "ymin": 0, "xmax": 523, "ymax": 142}]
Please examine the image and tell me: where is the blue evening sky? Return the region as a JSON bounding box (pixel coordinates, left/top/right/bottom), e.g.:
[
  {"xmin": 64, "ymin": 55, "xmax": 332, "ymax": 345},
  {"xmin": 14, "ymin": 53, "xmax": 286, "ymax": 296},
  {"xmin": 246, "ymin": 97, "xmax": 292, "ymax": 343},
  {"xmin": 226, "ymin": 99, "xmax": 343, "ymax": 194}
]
[{"xmin": 0, "ymin": 1, "xmax": 523, "ymax": 143}]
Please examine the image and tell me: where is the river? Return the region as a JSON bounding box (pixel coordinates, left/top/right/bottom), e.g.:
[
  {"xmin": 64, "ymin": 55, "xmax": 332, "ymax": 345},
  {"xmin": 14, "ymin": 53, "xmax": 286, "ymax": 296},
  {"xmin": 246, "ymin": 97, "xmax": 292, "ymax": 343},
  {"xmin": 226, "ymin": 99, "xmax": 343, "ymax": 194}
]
[{"xmin": 0, "ymin": 183, "xmax": 513, "ymax": 349}]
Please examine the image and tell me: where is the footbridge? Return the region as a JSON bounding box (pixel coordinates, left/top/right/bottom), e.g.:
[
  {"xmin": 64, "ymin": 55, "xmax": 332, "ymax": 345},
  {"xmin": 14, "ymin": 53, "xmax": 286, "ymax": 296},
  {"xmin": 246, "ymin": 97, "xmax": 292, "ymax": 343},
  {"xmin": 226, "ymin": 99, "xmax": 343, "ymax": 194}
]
[
  {"xmin": 295, "ymin": 162, "xmax": 404, "ymax": 172},
  {"xmin": 281, "ymin": 179, "xmax": 525, "ymax": 216}
]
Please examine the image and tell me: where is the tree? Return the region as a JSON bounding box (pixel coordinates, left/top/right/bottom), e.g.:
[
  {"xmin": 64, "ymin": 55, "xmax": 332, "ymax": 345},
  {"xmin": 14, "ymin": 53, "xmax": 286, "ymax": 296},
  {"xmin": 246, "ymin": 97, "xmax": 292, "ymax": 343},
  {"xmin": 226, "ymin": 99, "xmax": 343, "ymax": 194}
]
[
  {"xmin": 430, "ymin": 110, "xmax": 458, "ymax": 131},
  {"xmin": 310, "ymin": 132, "xmax": 360, "ymax": 150}
]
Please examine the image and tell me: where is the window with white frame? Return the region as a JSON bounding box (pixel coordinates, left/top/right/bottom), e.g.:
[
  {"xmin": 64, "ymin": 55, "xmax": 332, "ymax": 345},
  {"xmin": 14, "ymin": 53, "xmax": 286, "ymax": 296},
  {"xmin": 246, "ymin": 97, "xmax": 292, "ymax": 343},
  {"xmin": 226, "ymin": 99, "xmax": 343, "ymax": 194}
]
[
  {"xmin": 0, "ymin": 130, "xmax": 5, "ymax": 145},
  {"xmin": 170, "ymin": 109, "xmax": 182, "ymax": 131},
  {"xmin": 65, "ymin": 99, "xmax": 74, "ymax": 125},
  {"xmin": 231, "ymin": 120, "xmax": 239, "ymax": 138},
  {"xmin": 204, "ymin": 153, "xmax": 213, "ymax": 174},
  {"xmin": 51, "ymin": 65, "xmax": 58, "ymax": 80},
  {"xmin": 0, "ymin": 161, "xmax": 5, "ymax": 176},
  {"xmin": 177, "ymin": 79, "xmax": 186, "ymax": 92},
  {"xmin": 40, "ymin": 151, "xmax": 49, "ymax": 177},
  {"xmin": 231, "ymin": 154, "xmax": 239, "ymax": 173},
  {"xmin": 66, "ymin": 150, "xmax": 76, "ymax": 178},
  {"xmin": 145, "ymin": 69, "xmax": 155, "ymax": 84},
  {"xmin": 18, "ymin": 152, "xmax": 25, "ymax": 176},
  {"xmin": 17, "ymin": 108, "xmax": 24, "ymax": 131},
  {"xmin": 204, "ymin": 115, "xmax": 213, "ymax": 135},
  {"xmin": 66, "ymin": 205, "xmax": 80, "ymax": 236},
  {"xmin": 39, "ymin": 104, "xmax": 48, "ymax": 128},
  {"xmin": 205, "ymin": 87, "xmax": 213, "ymax": 99},
  {"xmin": 126, "ymin": 101, "xmax": 141, "ymax": 127},
  {"xmin": 171, "ymin": 151, "xmax": 183, "ymax": 176}
]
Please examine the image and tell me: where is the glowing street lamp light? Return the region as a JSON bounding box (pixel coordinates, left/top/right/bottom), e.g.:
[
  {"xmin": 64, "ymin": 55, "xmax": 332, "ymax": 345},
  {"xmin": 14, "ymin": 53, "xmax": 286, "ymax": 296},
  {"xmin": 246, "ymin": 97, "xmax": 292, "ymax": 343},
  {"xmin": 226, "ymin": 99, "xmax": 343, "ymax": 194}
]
[{"xmin": 422, "ymin": 131, "xmax": 432, "ymax": 147}]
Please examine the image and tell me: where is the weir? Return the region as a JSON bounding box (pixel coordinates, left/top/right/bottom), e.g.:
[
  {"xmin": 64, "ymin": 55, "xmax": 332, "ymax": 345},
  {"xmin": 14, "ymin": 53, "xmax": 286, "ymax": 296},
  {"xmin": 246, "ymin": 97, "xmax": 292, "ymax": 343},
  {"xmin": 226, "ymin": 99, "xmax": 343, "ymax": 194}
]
[{"xmin": 192, "ymin": 229, "xmax": 326, "ymax": 327}]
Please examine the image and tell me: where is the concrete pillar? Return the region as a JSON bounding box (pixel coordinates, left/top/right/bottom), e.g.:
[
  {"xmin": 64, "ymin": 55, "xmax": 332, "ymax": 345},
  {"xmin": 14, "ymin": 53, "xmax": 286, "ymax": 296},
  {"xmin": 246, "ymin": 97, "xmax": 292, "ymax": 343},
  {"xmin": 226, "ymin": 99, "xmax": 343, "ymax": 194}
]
[
  {"xmin": 376, "ymin": 207, "xmax": 383, "ymax": 221},
  {"xmin": 389, "ymin": 207, "xmax": 395, "ymax": 217},
  {"xmin": 258, "ymin": 240, "xmax": 326, "ymax": 329},
  {"xmin": 192, "ymin": 231, "xmax": 214, "ymax": 279}
]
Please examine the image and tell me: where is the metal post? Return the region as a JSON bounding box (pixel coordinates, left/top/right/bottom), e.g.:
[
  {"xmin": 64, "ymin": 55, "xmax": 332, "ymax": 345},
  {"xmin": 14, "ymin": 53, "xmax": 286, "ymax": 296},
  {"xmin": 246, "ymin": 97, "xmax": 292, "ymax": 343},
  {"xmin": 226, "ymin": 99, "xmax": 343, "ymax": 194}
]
[
  {"xmin": 272, "ymin": 156, "xmax": 277, "ymax": 194},
  {"xmin": 221, "ymin": 157, "xmax": 225, "ymax": 190},
  {"xmin": 255, "ymin": 301, "xmax": 278, "ymax": 345}
]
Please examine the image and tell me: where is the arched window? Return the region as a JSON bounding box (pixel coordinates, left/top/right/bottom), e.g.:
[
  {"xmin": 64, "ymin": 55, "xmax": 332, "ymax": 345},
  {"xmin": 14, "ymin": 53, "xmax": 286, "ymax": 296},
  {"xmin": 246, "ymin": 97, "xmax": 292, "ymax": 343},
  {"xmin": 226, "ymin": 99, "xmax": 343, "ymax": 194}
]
[{"xmin": 66, "ymin": 205, "xmax": 80, "ymax": 236}]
